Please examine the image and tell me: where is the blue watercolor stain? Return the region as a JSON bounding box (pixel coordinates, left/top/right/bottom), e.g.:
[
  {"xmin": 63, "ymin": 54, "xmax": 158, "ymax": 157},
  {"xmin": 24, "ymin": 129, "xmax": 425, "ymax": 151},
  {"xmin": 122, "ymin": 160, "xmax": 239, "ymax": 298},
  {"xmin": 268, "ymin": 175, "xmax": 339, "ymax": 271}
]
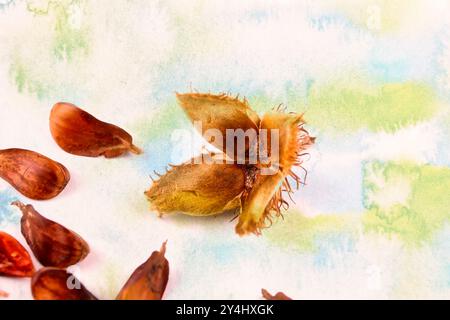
[
  {"xmin": 0, "ymin": 0, "xmax": 14, "ymax": 11},
  {"xmin": 180, "ymin": 238, "xmax": 256, "ymax": 269},
  {"xmin": 244, "ymin": 9, "xmax": 272, "ymax": 24},
  {"xmin": 298, "ymin": 133, "xmax": 365, "ymax": 214},
  {"xmin": 0, "ymin": 189, "xmax": 20, "ymax": 226},
  {"xmin": 368, "ymin": 60, "xmax": 409, "ymax": 83},
  {"xmin": 312, "ymin": 231, "xmax": 356, "ymax": 269},
  {"xmin": 138, "ymin": 138, "xmax": 176, "ymax": 175},
  {"xmin": 432, "ymin": 27, "xmax": 450, "ymax": 101},
  {"xmin": 151, "ymin": 62, "xmax": 261, "ymax": 105},
  {"xmin": 430, "ymin": 227, "xmax": 450, "ymax": 289},
  {"xmin": 368, "ymin": 34, "xmax": 441, "ymax": 85},
  {"xmin": 309, "ymin": 13, "xmax": 357, "ymax": 31}
]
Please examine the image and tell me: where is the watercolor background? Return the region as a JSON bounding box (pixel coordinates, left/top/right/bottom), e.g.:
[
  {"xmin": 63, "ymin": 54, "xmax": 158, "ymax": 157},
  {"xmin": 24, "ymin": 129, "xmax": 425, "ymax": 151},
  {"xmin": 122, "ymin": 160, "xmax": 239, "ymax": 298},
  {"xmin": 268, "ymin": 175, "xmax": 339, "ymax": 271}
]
[{"xmin": 1, "ymin": 0, "xmax": 450, "ymax": 299}]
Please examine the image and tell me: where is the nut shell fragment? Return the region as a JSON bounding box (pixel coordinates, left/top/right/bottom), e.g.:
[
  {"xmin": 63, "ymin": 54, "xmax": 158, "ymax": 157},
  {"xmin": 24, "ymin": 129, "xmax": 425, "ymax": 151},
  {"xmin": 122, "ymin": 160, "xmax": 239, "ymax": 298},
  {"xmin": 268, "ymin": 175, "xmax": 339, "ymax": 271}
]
[
  {"xmin": 0, "ymin": 231, "xmax": 35, "ymax": 277},
  {"xmin": 32, "ymin": 267, "xmax": 97, "ymax": 300},
  {"xmin": 117, "ymin": 241, "xmax": 169, "ymax": 300},
  {"xmin": 0, "ymin": 148, "xmax": 70, "ymax": 200},
  {"xmin": 12, "ymin": 201, "xmax": 90, "ymax": 268},
  {"xmin": 50, "ymin": 102, "xmax": 141, "ymax": 158}
]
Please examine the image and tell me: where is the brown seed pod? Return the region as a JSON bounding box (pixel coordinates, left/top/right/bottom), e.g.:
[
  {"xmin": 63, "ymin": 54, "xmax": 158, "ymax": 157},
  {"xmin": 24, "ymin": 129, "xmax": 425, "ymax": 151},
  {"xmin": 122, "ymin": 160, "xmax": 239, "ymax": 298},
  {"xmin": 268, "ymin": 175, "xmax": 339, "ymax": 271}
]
[
  {"xmin": 0, "ymin": 231, "xmax": 35, "ymax": 277},
  {"xmin": 50, "ymin": 102, "xmax": 142, "ymax": 158},
  {"xmin": 261, "ymin": 288, "xmax": 292, "ymax": 300},
  {"xmin": 12, "ymin": 201, "xmax": 90, "ymax": 268},
  {"xmin": 0, "ymin": 148, "xmax": 70, "ymax": 200},
  {"xmin": 32, "ymin": 267, "xmax": 97, "ymax": 300},
  {"xmin": 116, "ymin": 241, "xmax": 169, "ymax": 300}
]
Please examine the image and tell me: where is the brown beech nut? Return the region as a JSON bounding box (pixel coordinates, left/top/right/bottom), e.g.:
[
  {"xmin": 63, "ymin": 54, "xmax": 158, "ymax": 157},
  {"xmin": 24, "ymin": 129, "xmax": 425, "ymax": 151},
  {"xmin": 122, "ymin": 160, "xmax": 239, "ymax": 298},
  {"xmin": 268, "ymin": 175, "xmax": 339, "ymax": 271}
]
[
  {"xmin": 0, "ymin": 289, "xmax": 9, "ymax": 298},
  {"xmin": 12, "ymin": 201, "xmax": 90, "ymax": 268},
  {"xmin": 0, "ymin": 231, "xmax": 35, "ymax": 277},
  {"xmin": 117, "ymin": 241, "xmax": 169, "ymax": 300},
  {"xmin": 50, "ymin": 102, "xmax": 142, "ymax": 158},
  {"xmin": 261, "ymin": 288, "xmax": 292, "ymax": 300},
  {"xmin": 32, "ymin": 267, "xmax": 97, "ymax": 300},
  {"xmin": 0, "ymin": 149, "xmax": 70, "ymax": 200}
]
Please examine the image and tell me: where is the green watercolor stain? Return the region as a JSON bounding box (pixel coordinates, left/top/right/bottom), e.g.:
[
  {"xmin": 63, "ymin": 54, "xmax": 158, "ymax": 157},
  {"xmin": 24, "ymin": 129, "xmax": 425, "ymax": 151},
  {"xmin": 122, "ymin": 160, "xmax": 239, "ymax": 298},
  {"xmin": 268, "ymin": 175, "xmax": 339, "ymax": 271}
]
[
  {"xmin": 52, "ymin": 1, "xmax": 89, "ymax": 60},
  {"xmin": 134, "ymin": 100, "xmax": 191, "ymax": 142},
  {"xmin": 363, "ymin": 161, "xmax": 450, "ymax": 245},
  {"xmin": 26, "ymin": 0, "xmax": 90, "ymax": 61},
  {"xmin": 247, "ymin": 87, "xmax": 307, "ymax": 116},
  {"xmin": 264, "ymin": 211, "xmax": 358, "ymax": 252},
  {"xmin": 9, "ymin": 58, "xmax": 50, "ymax": 99},
  {"xmin": 9, "ymin": 1, "xmax": 90, "ymax": 98},
  {"xmin": 306, "ymin": 81, "xmax": 438, "ymax": 133}
]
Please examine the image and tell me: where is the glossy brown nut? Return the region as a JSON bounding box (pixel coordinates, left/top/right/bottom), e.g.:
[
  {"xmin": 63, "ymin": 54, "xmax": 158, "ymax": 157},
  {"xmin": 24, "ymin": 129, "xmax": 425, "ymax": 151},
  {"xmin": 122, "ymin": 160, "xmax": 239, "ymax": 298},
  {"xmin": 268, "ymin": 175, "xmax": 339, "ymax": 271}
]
[
  {"xmin": 261, "ymin": 288, "xmax": 292, "ymax": 300},
  {"xmin": 0, "ymin": 231, "xmax": 35, "ymax": 277},
  {"xmin": 50, "ymin": 102, "xmax": 142, "ymax": 158},
  {"xmin": 12, "ymin": 201, "xmax": 90, "ymax": 268},
  {"xmin": 32, "ymin": 267, "xmax": 97, "ymax": 300},
  {"xmin": 0, "ymin": 149, "xmax": 70, "ymax": 200},
  {"xmin": 117, "ymin": 241, "xmax": 169, "ymax": 300}
]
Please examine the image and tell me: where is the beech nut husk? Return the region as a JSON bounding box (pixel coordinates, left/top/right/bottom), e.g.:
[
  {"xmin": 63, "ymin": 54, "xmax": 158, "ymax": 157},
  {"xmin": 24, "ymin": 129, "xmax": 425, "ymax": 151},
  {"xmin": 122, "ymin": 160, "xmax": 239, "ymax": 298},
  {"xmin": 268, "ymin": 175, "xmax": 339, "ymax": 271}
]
[
  {"xmin": 32, "ymin": 267, "xmax": 97, "ymax": 300},
  {"xmin": 0, "ymin": 231, "xmax": 35, "ymax": 277},
  {"xmin": 146, "ymin": 92, "xmax": 315, "ymax": 236},
  {"xmin": 116, "ymin": 241, "xmax": 169, "ymax": 300},
  {"xmin": 0, "ymin": 148, "xmax": 70, "ymax": 200},
  {"xmin": 50, "ymin": 102, "xmax": 142, "ymax": 158},
  {"xmin": 12, "ymin": 201, "xmax": 90, "ymax": 268}
]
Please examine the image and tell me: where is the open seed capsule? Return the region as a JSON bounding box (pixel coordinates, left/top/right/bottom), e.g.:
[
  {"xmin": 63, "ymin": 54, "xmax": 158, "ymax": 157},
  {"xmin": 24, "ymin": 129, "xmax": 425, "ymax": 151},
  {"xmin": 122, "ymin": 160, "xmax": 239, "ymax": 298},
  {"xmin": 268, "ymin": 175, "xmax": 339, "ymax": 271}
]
[
  {"xmin": 0, "ymin": 149, "xmax": 70, "ymax": 200},
  {"xmin": 12, "ymin": 201, "xmax": 90, "ymax": 268},
  {"xmin": 50, "ymin": 102, "xmax": 142, "ymax": 158}
]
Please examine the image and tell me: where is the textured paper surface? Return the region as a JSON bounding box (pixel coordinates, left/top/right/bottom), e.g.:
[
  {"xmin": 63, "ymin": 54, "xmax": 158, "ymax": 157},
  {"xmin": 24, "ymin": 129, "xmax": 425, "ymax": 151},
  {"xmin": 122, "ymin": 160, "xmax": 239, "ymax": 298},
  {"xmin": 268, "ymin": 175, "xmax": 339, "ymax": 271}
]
[{"xmin": 1, "ymin": 0, "xmax": 450, "ymax": 299}]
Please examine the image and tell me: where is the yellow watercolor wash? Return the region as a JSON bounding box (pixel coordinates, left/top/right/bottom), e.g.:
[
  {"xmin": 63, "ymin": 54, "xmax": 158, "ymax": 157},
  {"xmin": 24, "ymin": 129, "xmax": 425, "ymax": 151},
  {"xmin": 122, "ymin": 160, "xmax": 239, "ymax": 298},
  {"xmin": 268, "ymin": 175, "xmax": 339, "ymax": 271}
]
[
  {"xmin": 26, "ymin": 0, "xmax": 90, "ymax": 60},
  {"xmin": 363, "ymin": 161, "xmax": 450, "ymax": 245},
  {"xmin": 307, "ymin": 81, "xmax": 438, "ymax": 133},
  {"xmin": 264, "ymin": 211, "xmax": 358, "ymax": 252},
  {"xmin": 322, "ymin": 0, "xmax": 423, "ymax": 33}
]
